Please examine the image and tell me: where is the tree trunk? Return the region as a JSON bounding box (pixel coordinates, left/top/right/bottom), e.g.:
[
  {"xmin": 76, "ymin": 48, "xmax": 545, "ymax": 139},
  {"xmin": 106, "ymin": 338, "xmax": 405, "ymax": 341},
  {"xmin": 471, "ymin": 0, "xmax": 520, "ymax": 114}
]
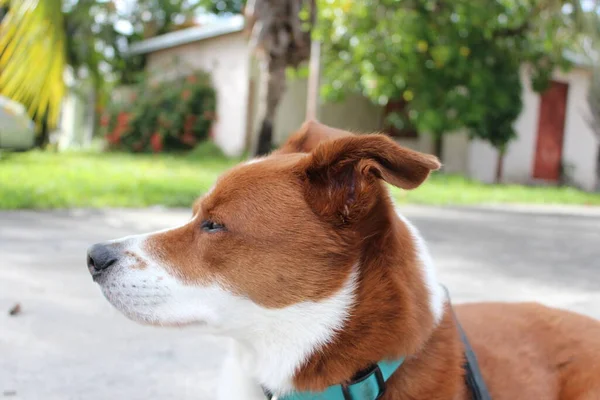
[
  {"xmin": 495, "ymin": 150, "xmax": 505, "ymax": 184},
  {"xmin": 246, "ymin": 0, "xmax": 315, "ymax": 156},
  {"xmin": 254, "ymin": 59, "xmax": 287, "ymax": 156},
  {"xmin": 35, "ymin": 116, "xmax": 50, "ymax": 148},
  {"xmin": 256, "ymin": 119, "xmax": 274, "ymax": 155},
  {"xmin": 433, "ymin": 134, "xmax": 443, "ymax": 160}
]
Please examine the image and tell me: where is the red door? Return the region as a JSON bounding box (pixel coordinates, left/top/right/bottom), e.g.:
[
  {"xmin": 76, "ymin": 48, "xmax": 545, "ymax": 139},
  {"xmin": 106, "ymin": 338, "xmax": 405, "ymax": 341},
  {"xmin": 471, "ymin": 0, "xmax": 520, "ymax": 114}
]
[{"xmin": 533, "ymin": 81, "xmax": 569, "ymax": 181}]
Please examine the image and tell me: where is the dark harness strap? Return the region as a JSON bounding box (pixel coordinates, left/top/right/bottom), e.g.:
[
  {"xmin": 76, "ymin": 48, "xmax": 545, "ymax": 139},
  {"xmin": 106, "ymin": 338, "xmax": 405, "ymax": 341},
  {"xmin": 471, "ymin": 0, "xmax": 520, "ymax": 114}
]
[{"xmin": 445, "ymin": 287, "xmax": 492, "ymax": 400}]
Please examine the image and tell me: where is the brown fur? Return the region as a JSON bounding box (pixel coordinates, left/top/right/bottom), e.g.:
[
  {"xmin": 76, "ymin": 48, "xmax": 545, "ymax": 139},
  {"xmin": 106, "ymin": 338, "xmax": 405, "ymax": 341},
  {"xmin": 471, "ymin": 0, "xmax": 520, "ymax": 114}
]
[
  {"xmin": 147, "ymin": 120, "xmax": 600, "ymax": 399},
  {"xmin": 456, "ymin": 303, "xmax": 600, "ymax": 400}
]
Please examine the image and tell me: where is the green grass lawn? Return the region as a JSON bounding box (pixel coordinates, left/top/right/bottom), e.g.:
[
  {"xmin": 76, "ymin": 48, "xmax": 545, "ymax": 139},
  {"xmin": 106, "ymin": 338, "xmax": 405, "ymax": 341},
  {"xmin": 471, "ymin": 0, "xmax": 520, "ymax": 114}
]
[{"xmin": 0, "ymin": 144, "xmax": 598, "ymax": 209}]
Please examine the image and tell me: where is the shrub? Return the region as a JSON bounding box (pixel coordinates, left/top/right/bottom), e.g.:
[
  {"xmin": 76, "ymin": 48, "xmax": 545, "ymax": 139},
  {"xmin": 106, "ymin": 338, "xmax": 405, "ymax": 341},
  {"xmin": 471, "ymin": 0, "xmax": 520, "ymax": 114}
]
[{"xmin": 99, "ymin": 70, "xmax": 216, "ymax": 153}]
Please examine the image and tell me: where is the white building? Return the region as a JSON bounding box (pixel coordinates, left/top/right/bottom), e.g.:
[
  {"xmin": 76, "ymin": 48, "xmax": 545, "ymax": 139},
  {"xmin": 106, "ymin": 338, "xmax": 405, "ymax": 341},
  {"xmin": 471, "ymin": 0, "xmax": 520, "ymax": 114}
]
[{"xmin": 129, "ymin": 16, "xmax": 599, "ymax": 191}]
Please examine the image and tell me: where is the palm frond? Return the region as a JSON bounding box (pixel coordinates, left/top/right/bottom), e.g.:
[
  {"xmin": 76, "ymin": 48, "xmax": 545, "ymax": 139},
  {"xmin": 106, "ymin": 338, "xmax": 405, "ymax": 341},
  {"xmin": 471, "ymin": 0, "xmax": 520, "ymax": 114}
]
[{"xmin": 0, "ymin": 0, "xmax": 66, "ymax": 128}]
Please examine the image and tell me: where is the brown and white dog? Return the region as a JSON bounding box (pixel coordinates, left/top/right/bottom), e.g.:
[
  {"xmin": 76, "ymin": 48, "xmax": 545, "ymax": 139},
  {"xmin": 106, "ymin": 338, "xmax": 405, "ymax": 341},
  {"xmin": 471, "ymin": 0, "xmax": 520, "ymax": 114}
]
[{"xmin": 87, "ymin": 121, "xmax": 600, "ymax": 400}]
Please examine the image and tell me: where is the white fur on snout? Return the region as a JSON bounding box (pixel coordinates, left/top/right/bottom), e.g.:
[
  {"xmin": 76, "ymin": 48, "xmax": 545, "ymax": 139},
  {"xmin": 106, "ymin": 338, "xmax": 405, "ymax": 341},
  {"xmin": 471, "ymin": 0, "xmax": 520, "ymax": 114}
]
[
  {"xmin": 98, "ymin": 264, "xmax": 224, "ymax": 326},
  {"xmin": 99, "ymin": 272, "xmax": 170, "ymax": 322}
]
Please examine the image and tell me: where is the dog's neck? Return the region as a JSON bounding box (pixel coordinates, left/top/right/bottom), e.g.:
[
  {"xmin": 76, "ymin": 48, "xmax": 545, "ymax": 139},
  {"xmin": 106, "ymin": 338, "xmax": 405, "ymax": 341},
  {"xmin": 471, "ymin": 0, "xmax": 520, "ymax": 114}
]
[
  {"xmin": 229, "ymin": 209, "xmax": 453, "ymax": 397},
  {"xmin": 224, "ymin": 265, "xmax": 359, "ymax": 394}
]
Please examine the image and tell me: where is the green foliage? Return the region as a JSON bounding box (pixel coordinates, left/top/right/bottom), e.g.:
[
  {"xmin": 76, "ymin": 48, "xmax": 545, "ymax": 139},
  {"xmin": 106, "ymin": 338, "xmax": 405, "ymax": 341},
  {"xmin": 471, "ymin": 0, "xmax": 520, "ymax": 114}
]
[
  {"xmin": 318, "ymin": 0, "xmax": 584, "ymax": 152},
  {"xmin": 99, "ymin": 69, "xmax": 216, "ymax": 153},
  {"xmin": 0, "ymin": 143, "xmax": 238, "ymax": 209},
  {"xmin": 1, "ymin": 151, "xmax": 598, "ymax": 209},
  {"xmin": 389, "ymin": 173, "xmax": 600, "ymax": 206}
]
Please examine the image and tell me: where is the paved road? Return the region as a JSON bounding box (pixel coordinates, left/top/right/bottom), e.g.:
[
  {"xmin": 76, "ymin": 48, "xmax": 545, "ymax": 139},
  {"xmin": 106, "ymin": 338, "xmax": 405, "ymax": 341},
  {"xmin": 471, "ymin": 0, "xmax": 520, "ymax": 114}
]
[{"xmin": 1, "ymin": 206, "xmax": 599, "ymax": 400}]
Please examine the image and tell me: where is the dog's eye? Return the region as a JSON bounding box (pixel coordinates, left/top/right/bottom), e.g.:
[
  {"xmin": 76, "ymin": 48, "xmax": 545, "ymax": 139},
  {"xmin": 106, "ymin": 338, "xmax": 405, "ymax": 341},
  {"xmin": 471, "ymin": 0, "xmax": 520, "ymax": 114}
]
[{"xmin": 201, "ymin": 220, "xmax": 226, "ymax": 233}]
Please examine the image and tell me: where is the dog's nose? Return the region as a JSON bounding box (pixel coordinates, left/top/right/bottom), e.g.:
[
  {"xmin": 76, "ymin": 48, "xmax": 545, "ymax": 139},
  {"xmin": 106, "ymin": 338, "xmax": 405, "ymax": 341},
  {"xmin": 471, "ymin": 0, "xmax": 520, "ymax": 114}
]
[{"xmin": 87, "ymin": 243, "xmax": 120, "ymax": 277}]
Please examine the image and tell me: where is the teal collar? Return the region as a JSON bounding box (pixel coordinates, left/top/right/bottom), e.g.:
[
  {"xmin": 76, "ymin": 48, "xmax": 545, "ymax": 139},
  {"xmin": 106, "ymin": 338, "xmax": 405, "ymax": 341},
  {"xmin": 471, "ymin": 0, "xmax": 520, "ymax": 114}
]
[{"xmin": 265, "ymin": 357, "xmax": 405, "ymax": 400}]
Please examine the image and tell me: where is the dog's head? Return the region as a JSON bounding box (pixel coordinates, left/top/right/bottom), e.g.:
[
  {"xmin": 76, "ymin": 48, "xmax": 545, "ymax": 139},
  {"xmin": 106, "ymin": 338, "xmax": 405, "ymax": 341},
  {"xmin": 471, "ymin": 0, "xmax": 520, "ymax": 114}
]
[{"xmin": 87, "ymin": 120, "xmax": 441, "ymax": 391}]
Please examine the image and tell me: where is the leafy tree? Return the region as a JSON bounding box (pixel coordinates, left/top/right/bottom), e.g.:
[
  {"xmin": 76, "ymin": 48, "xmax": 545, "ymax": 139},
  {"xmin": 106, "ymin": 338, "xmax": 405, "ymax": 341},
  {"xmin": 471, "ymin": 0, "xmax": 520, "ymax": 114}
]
[{"xmin": 318, "ymin": 0, "xmax": 587, "ymax": 181}]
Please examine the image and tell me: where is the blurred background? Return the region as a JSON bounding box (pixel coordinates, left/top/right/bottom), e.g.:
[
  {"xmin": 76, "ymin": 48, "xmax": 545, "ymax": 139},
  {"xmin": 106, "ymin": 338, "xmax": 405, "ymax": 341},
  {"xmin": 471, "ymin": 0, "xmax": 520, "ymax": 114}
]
[
  {"xmin": 0, "ymin": 0, "xmax": 599, "ymax": 206},
  {"xmin": 0, "ymin": 1, "xmax": 599, "ymax": 399}
]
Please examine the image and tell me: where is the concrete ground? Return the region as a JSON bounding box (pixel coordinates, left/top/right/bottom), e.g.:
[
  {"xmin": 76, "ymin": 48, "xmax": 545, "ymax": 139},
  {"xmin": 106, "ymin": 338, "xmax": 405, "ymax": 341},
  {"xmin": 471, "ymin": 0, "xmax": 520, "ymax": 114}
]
[{"xmin": 1, "ymin": 206, "xmax": 599, "ymax": 400}]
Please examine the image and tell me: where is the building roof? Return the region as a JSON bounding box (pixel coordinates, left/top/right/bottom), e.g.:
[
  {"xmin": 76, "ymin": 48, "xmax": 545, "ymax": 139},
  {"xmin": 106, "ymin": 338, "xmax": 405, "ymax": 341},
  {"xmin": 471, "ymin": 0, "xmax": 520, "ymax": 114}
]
[{"xmin": 128, "ymin": 15, "xmax": 244, "ymax": 56}]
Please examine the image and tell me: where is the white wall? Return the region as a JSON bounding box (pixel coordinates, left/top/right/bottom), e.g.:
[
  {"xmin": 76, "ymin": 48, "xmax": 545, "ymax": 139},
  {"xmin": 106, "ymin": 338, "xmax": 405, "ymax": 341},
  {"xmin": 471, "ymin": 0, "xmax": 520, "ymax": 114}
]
[
  {"xmin": 147, "ymin": 32, "xmax": 250, "ymax": 156},
  {"xmin": 319, "ymin": 94, "xmax": 383, "ymax": 133},
  {"xmin": 442, "ymin": 132, "xmax": 470, "ymax": 173},
  {"xmin": 560, "ymin": 68, "xmax": 599, "ymax": 191},
  {"xmin": 502, "ymin": 67, "xmax": 542, "ymax": 183},
  {"xmin": 273, "ymin": 77, "xmax": 384, "ymax": 144},
  {"xmin": 57, "ymin": 92, "xmax": 78, "ymax": 150},
  {"xmin": 273, "ymin": 77, "xmax": 309, "ymax": 145},
  {"xmin": 57, "ymin": 88, "xmax": 92, "ymax": 150},
  {"xmin": 468, "ymin": 139, "xmax": 498, "ymax": 183}
]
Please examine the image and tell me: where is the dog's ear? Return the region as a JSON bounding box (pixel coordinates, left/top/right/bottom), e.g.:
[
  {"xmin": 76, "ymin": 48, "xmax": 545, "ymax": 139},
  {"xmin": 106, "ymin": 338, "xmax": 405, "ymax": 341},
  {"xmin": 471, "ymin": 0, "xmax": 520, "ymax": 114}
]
[
  {"xmin": 275, "ymin": 120, "xmax": 353, "ymax": 154},
  {"xmin": 295, "ymin": 134, "xmax": 440, "ymax": 225}
]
